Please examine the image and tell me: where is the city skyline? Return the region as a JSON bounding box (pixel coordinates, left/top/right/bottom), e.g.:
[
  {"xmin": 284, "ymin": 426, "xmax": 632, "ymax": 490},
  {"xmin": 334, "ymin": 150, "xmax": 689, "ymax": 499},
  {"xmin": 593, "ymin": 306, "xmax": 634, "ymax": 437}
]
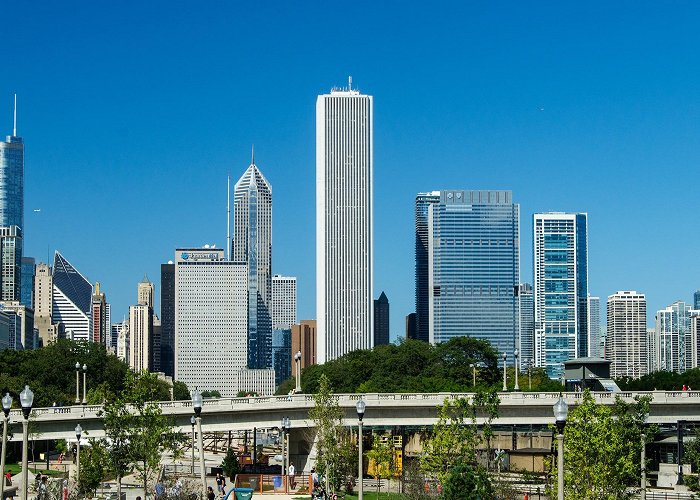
[{"xmin": 5, "ymin": 3, "xmax": 700, "ymax": 340}]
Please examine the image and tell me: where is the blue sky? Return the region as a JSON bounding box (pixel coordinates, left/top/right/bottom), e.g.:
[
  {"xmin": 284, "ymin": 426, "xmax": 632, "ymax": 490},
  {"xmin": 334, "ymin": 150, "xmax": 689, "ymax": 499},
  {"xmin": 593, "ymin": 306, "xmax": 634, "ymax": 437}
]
[{"xmin": 4, "ymin": 1, "xmax": 700, "ymax": 337}]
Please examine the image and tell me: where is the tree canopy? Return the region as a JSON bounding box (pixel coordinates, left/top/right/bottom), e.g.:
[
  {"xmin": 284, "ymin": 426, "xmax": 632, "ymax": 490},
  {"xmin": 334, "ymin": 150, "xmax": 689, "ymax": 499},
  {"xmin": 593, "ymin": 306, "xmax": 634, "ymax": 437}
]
[{"xmin": 616, "ymin": 368, "xmax": 700, "ymax": 391}]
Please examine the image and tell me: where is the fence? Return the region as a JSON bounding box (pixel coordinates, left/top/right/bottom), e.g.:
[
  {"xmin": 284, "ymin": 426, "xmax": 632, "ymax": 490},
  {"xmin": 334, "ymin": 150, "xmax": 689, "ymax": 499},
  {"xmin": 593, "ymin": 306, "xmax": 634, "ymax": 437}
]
[{"xmin": 234, "ymin": 473, "xmax": 311, "ymax": 495}]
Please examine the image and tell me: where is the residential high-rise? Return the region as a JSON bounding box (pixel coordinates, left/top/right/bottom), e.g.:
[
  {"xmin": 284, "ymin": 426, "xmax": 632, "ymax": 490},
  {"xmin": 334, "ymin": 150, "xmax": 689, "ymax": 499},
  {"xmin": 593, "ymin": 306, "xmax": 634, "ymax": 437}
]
[
  {"xmin": 316, "ymin": 81, "xmax": 373, "ymax": 363},
  {"xmin": 91, "ymin": 282, "xmax": 107, "ymax": 344},
  {"xmin": 374, "ymin": 291, "xmax": 390, "ymax": 346},
  {"xmin": 655, "ymin": 301, "xmax": 697, "ymax": 373},
  {"xmin": 52, "ymin": 251, "xmax": 91, "ymax": 341},
  {"xmin": 607, "ymin": 291, "xmax": 647, "ymax": 378},
  {"xmin": 518, "ymin": 284, "xmax": 535, "ymax": 365},
  {"xmin": 414, "ymin": 192, "xmax": 440, "ymax": 343},
  {"xmin": 690, "ymin": 315, "xmax": 700, "ymax": 370},
  {"xmin": 160, "ymin": 262, "xmax": 175, "ymax": 378},
  {"xmin": 137, "ymin": 275, "xmax": 154, "ymax": 308},
  {"xmin": 233, "ymin": 154, "xmax": 273, "ymax": 370},
  {"xmin": 129, "ymin": 303, "xmax": 152, "ymax": 372},
  {"xmin": 0, "ymin": 97, "xmax": 24, "ymax": 230},
  {"xmin": 20, "ymin": 257, "xmax": 34, "ymax": 309},
  {"xmin": 533, "ymin": 213, "xmax": 588, "ymax": 379},
  {"xmin": 647, "ymin": 327, "xmax": 657, "ymax": 374},
  {"xmin": 588, "ymin": 296, "xmax": 601, "ymax": 358},
  {"xmin": 428, "ymin": 190, "xmax": 520, "ymax": 358},
  {"xmin": 175, "ymin": 247, "xmax": 273, "ymax": 396},
  {"xmin": 272, "ymin": 275, "xmax": 296, "ymax": 386},
  {"xmin": 0, "ymin": 226, "xmax": 22, "ymax": 302}
]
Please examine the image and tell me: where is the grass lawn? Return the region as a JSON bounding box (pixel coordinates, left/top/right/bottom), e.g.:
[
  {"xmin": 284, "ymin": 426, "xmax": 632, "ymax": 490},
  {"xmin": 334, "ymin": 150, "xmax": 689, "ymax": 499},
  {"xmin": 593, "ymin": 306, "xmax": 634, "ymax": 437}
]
[{"xmin": 3, "ymin": 463, "xmax": 64, "ymax": 477}]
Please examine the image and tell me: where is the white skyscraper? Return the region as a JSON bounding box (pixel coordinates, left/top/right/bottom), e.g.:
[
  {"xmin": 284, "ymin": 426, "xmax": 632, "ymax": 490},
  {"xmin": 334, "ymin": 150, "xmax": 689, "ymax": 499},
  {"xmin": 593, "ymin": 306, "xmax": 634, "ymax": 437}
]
[
  {"xmin": 174, "ymin": 247, "xmax": 272, "ymax": 396},
  {"xmin": 607, "ymin": 291, "xmax": 647, "ymax": 378},
  {"xmin": 128, "ymin": 304, "xmax": 152, "ymax": 372},
  {"xmin": 316, "ymin": 79, "xmax": 373, "ymax": 364},
  {"xmin": 272, "ymin": 275, "xmax": 297, "ymax": 330},
  {"xmin": 655, "ymin": 301, "xmax": 698, "ymax": 373}
]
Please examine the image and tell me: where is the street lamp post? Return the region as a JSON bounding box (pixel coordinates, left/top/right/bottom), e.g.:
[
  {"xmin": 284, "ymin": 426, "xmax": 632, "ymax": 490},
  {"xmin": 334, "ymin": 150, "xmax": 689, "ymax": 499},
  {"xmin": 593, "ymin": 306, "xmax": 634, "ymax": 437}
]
[
  {"xmin": 75, "ymin": 362, "xmax": 81, "ymax": 404},
  {"xmin": 1, "ymin": 393, "xmax": 12, "ymax": 488},
  {"xmin": 641, "ymin": 412, "xmax": 649, "ymax": 500},
  {"xmin": 528, "ymin": 359, "xmax": 533, "ymax": 391},
  {"xmin": 284, "ymin": 417, "xmax": 291, "ymax": 481},
  {"xmin": 190, "ymin": 416, "xmax": 196, "ymax": 474},
  {"xmin": 553, "ymin": 393, "xmax": 568, "ymax": 500},
  {"xmin": 75, "ymin": 424, "xmax": 82, "ymax": 487},
  {"xmin": 469, "ymin": 364, "xmax": 475, "ymax": 387},
  {"xmin": 501, "ymin": 352, "xmax": 507, "ymax": 391},
  {"xmin": 192, "ymin": 391, "xmax": 206, "ymax": 497},
  {"xmin": 280, "ymin": 417, "xmax": 287, "ymax": 482},
  {"xmin": 514, "ymin": 350, "xmax": 520, "ymax": 391},
  {"xmin": 19, "ymin": 385, "xmax": 34, "ymax": 500},
  {"xmin": 294, "ymin": 351, "xmax": 302, "ymax": 393},
  {"xmin": 356, "ymin": 399, "xmax": 365, "ymax": 500},
  {"xmin": 82, "ymin": 364, "xmax": 87, "ymax": 405}
]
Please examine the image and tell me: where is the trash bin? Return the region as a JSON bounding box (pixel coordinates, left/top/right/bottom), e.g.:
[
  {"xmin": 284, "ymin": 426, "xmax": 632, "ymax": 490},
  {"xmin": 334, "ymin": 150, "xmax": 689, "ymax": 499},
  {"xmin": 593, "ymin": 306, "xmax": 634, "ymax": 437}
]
[
  {"xmin": 248, "ymin": 476, "xmax": 259, "ymax": 491},
  {"xmin": 272, "ymin": 476, "xmax": 282, "ymax": 489},
  {"xmin": 232, "ymin": 487, "xmax": 254, "ymax": 500}
]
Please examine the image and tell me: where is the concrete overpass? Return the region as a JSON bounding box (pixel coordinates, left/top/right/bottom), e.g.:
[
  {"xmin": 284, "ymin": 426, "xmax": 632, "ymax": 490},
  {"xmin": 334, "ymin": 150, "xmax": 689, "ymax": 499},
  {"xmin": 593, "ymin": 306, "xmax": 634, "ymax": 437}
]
[{"xmin": 5, "ymin": 390, "xmax": 700, "ymax": 442}]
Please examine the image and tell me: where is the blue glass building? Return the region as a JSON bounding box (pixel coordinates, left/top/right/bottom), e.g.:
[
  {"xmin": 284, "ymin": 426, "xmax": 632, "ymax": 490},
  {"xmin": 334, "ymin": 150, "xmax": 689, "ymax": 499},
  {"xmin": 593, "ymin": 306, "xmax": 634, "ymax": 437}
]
[
  {"xmin": 20, "ymin": 257, "xmax": 34, "ymax": 309},
  {"xmin": 427, "ymin": 190, "xmax": 520, "ymax": 358},
  {"xmin": 414, "ymin": 192, "xmax": 440, "ymax": 342},
  {"xmin": 533, "ymin": 213, "xmax": 589, "ymax": 379},
  {"xmin": 272, "ymin": 329, "xmax": 291, "ymax": 386},
  {"xmin": 0, "ymin": 133, "xmax": 23, "ymax": 230}
]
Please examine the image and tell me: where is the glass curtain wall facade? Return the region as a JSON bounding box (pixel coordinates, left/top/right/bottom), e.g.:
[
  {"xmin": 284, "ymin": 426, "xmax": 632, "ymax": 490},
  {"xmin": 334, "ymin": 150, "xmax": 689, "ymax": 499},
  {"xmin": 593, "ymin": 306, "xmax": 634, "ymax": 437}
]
[
  {"xmin": 0, "ymin": 227, "xmax": 22, "ymax": 302},
  {"xmin": 233, "ymin": 158, "xmax": 273, "ymax": 370},
  {"xmin": 160, "ymin": 263, "xmax": 175, "ymax": 378},
  {"xmin": 533, "ymin": 213, "xmax": 588, "ymax": 379},
  {"xmin": 414, "ymin": 192, "xmax": 440, "ymax": 342},
  {"xmin": 656, "ymin": 301, "xmax": 697, "ymax": 373},
  {"xmin": 0, "ymin": 133, "xmax": 23, "ymax": 229},
  {"xmin": 518, "ymin": 283, "xmax": 534, "ymax": 365},
  {"xmin": 428, "ymin": 190, "xmax": 520, "ymax": 358}
]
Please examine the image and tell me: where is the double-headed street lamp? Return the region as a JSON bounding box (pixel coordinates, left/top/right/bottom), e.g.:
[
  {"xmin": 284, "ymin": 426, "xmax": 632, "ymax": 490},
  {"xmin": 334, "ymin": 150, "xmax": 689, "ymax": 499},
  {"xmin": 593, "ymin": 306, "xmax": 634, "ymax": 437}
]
[
  {"xmin": 75, "ymin": 424, "xmax": 83, "ymax": 486},
  {"xmin": 192, "ymin": 391, "xmax": 206, "ymax": 497},
  {"xmin": 553, "ymin": 393, "xmax": 568, "ymax": 500},
  {"xmin": 1, "ymin": 393, "xmax": 12, "ymax": 488},
  {"xmin": 20, "ymin": 385, "xmax": 34, "ymax": 500},
  {"xmin": 294, "ymin": 351, "xmax": 302, "ymax": 393},
  {"xmin": 75, "ymin": 362, "xmax": 81, "ymax": 404},
  {"xmin": 190, "ymin": 416, "xmax": 196, "ymax": 474},
  {"xmin": 514, "ymin": 350, "xmax": 520, "ymax": 392},
  {"xmin": 74, "ymin": 363, "xmax": 87, "ymax": 404},
  {"xmin": 501, "ymin": 352, "xmax": 508, "ymax": 391},
  {"xmin": 356, "ymin": 399, "xmax": 366, "ymax": 500}
]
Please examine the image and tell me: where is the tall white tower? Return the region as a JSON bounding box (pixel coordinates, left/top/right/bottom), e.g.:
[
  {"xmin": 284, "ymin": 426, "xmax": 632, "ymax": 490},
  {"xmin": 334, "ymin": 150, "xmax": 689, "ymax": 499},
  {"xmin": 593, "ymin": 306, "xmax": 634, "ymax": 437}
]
[{"xmin": 316, "ymin": 79, "xmax": 373, "ymax": 363}]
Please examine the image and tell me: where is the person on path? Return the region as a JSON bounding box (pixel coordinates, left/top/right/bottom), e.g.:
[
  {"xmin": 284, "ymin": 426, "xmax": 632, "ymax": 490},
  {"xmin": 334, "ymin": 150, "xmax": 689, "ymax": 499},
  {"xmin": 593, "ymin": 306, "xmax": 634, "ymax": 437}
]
[
  {"xmin": 288, "ymin": 463, "xmax": 295, "ymax": 489},
  {"xmin": 207, "ymin": 486, "xmax": 216, "ymax": 500}
]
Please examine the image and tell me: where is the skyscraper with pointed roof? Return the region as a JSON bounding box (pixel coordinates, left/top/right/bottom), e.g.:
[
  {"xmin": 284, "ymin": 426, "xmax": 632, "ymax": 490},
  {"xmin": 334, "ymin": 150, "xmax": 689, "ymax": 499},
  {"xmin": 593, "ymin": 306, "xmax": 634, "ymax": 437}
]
[
  {"xmin": 137, "ymin": 274, "xmax": 154, "ymax": 308},
  {"xmin": 233, "ymin": 150, "xmax": 273, "ymax": 369},
  {"xmin": 52, "ymin": 251, "xmax": 92, "ymax": 341}
]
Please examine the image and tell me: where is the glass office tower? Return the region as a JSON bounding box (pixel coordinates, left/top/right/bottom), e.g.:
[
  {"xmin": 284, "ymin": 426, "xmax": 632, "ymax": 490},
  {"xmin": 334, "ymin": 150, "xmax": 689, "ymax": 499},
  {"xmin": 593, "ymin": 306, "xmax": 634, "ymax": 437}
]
[
  {"xmin": 428, "ymin": 190, "xmax": 520, "ymax": 358},
  {"xmin": 414, "ymin": 192, "xmax": 440, "ymax": 342},
  {"xmin": 533, "ymin": 213, "xmax": 588, "ymax": 379}
]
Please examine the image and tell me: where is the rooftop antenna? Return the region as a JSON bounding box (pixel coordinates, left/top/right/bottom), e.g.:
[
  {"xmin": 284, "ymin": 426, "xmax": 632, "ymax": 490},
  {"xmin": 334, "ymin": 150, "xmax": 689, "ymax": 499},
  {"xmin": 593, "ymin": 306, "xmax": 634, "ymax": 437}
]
[
  {"xmin": 251, "ymin": 144, "xmax": 255, "ymax": 165},
  {"xmin": 226, "ymin": 175, "xmax": 231, "ymax": 261},
  {"xmin": 348, "ymin": 76, "xmax": 352, "ymax": 90},
  {"xmin": 13, "ymin": 94, "xmax": 17, "ymax": 137}
]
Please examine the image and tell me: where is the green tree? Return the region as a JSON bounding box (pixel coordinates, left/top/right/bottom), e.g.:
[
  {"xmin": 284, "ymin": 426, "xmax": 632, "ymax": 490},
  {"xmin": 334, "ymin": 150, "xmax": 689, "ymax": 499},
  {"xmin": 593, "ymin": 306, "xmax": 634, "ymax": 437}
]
[
  {"xmin": 173, "ymin": 381, "xmax": 190, "ymax": 401},
  {"xmin": 550, "ymin": 390, "xmax": 652, "ymax": 499},
  {"xmin": 201, "ymin": 390, "xmax": 221, "ymax": 398},
  {"xmin": 79, "ymin": 439, "xmax": 109, "ymax": 497},
  {"xmin": 221, "ymin": 447, "xmax": 240, "ymax": 483},
  {"xmin": 366, "ymin": 433, "xmax": 395, "ymax": 497},
  {"xmin": 440, "ymin": 463, "xmax": 492, "ymax": 500},
  {"xmin": 685, "ymin": 429, "xmax": 700, "ymax": 492},
  {"xmin": 420, "ymin": 390, "xmax": 500, "ymax": 483},
  {"xmin": 308, "ymin": 374, "xmax": 345, "ymax": 493}
]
